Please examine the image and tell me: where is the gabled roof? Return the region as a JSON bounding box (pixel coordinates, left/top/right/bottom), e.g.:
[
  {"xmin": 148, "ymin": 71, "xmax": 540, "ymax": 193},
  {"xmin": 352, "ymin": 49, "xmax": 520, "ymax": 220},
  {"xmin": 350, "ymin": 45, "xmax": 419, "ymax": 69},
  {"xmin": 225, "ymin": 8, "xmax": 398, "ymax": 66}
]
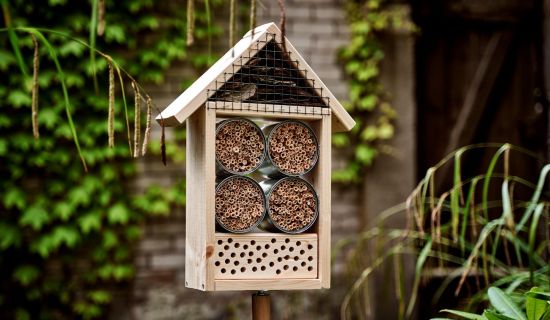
[{"xmin": 155, "ymin": 22, "xmax": 355, "ymax": 132}]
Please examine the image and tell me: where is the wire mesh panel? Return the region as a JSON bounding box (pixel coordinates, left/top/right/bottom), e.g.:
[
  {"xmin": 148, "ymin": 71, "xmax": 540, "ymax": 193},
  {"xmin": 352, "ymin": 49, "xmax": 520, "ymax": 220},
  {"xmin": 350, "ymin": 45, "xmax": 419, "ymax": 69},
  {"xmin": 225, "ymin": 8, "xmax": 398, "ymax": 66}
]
[{"xmin": 207, "ymin": 33, "xmax": 330, "ymax": 116}]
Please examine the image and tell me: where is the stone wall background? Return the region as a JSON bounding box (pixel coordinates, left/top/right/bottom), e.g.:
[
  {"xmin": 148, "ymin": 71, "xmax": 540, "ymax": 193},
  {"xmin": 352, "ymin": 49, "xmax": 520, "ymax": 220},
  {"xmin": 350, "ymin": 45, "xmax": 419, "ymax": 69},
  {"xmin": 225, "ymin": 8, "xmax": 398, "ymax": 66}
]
[{"xmin": 108, "ymin": 1, "xmax": 414, "ymax": 319}]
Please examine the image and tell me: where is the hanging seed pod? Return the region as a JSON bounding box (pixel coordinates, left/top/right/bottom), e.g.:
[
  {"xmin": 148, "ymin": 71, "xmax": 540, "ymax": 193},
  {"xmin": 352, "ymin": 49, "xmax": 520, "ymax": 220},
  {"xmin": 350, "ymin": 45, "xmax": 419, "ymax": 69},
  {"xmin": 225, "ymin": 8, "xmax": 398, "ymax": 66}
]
[
  {"xmin": 97, "ymin": 0, "xmax": 105, "ymax": 36},
  {"xmin": 31, "ymin": 34, "xmax": 39, "ymax": 139},
  {"xmin": 132, "ymin": 81, "xmax": 141, "ymax": 157},
  {"xmin": 215, "ymin": 175, "xmax": 266, "ymax": 233},
  {"xmin": 261, "ymin": 177, "xmax": 318, "ymax": 234},
  {"xmin": 260, "ymin": 120, "xmax": 319, "ymax": 177},
  {"xmin": 107, "ymin": 61, "xmax": 115, "ymax": 148},
  {"xmin": 142, "ymin": 96, "xmax": 152, "ymax": 156},
  {"xmin": 186, "ymin": 0, "xmax": 195, "ymax": 46},
  {"xmin": 215, "ymin": 118, "xmax": 266, "ymax": 175}
]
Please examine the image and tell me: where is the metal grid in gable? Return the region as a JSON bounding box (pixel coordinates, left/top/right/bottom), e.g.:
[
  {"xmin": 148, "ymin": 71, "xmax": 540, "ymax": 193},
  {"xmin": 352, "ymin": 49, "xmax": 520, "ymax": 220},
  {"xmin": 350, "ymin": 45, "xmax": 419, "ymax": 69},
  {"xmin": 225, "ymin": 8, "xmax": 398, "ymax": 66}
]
[{"xmin": 207, "ymin": 33, "xmax": 330, "ymax": 116}]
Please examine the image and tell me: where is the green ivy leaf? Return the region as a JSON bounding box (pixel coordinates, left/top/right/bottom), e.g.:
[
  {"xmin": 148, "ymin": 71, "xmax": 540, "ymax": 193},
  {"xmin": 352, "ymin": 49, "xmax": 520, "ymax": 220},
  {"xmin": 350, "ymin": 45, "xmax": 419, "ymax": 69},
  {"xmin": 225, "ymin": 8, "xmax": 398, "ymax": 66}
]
[
  {"xmin": 78, "ymin": 212, "xmax": 102, "ymax": 234},
  {"xmin": 19, "ymin": 205, "xmax": 50, "ymax": 230},
  {"xmin": 108, "ymin": 203, "xmax": 129, "ymax": 224},
  {"xmin": 31, "ymin": 234, "xmax": 55, "ymax": 258},
  {"xmin": 54, "ymin": 202, "xmax": 73, "ymax": 221},
  {"xmin": 7, "ymin": 90, "xmax": 32, "ymax": 108},
  {"xmin": 113, "ymin": 264, "xmax": 133, "ymax": 280},
  {"xmin": 0, "ymin": 49, "xmax": 16, "ymax": 71},
  {"xmin": 97, "ymin": 263, "xmax": 114, "ymax": 279},
  {"xmin": 51, "ymin": 226, "xmax": 80, "ymax": 248},
  {"xmin": 125, "ymin": 225, "xmax": 142, "ymax": 241},
  {"xmin": 0, "ymin": 222, "xmax": 22, "ymax": 249},
  {"xmin": 355, "ymin": 144, "xmax": 377, "ymax": 166},
  {"xmin": 58, "ymin": 41, "xmax": 85, "ymax": 57},
  {"xmin": 332, "ymin": 133, "xmax": 349, "ymax": 147},
  {"xmin": 104, "ymin": 25, "xmax": 126, "ymax": 43},
  {"xmin": 68, "ymin": 187, "xmax": 91, "ymax": 207},
  {"xmin": 3, "ymin": 187, "xmax": 26, "ymax": 210},
  {"xmin": 0, "ymin": 139, "xmax": 8, "ymax": 156},
  {"xmin": 359, "ymin": 95, "xmax": 378, "ymax": 110},
  {"xmin": 103, "ymin": 230, "xmax": 118, "ymax": 249},
  {"xmin": 0, "ymin": 114, "xmax": 12, "ymax": 128},
  {"xmin": 73, "ymin": 302, "xmax": 102, "ymax": 318},
  {"xmin": 360, "ymin": 126, "xmax": 378, "ymax": 141},
  {"xmin": 377, "ymin": 121, "xmax": 394, "ymax": 139},
  {"xmin": 15, "ymin": 309, "xmax": 30, "ymax": 320},
  {"xmin": 13, "ymin": 265, "xmax": 40, "ymax": 286},
  {"xmin": 88, "ymin": 290, "xmax": 111, "ymax": 304}
]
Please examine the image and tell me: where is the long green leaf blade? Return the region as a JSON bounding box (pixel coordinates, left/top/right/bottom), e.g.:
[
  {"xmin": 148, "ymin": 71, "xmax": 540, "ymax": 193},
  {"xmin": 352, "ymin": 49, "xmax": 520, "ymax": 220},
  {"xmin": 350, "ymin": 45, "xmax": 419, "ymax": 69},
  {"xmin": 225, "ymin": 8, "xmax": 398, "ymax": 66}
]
[
  {"xmin": 488, "ymin": 287, "xmax": 527, "ymax": 320},
  {"xmin": 482, "ymin": 144, "xmax": 509, "ymax": 221},
  {"xmin": 529, "ymin": 204, "xmax": 545, "ymax": 284},
  {"xmin": 517, "ymin": 164, "xmax": 550, "ymax": 232},
  {"xmin": 526, "ymin": 288, "xmax": 547, "ymax": 320},
  {"xmin": 406, "ymin": 238, "xmax": 432, "ymax": 317},
  {"xmin": 526, "ymin": 290, "xmax": 550, "ymax": 302},
  {"xmin": 483, "ymin": 310, "xmax": 515, "ymax": 320},
  {"xmin": 451, "ymin": 150, "xmax": 463, "ymax": 243},
  {"xmin": 440, "ymin": 309, "xmax": 486, "ymax": 320},
  {"xmin": 1, "ymin": 1, "xmax": 29, "ymax": 77}
]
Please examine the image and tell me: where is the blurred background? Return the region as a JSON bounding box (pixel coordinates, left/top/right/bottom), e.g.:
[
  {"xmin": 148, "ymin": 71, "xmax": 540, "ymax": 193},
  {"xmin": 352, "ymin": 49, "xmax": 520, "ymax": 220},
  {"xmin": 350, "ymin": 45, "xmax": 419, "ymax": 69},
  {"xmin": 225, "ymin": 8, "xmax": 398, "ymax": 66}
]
[{"xmin": 0, "ymin": 0, "xmax": 549, "ymax": 319}]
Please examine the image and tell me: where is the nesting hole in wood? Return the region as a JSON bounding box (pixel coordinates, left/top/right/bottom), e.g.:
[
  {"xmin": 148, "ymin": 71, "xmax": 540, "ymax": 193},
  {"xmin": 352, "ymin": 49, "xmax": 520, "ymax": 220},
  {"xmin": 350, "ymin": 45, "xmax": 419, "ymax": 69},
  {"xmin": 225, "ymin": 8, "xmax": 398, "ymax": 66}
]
[{"xmin": 214, "ymin": 235, "xmax": 318, "ymax": 279}]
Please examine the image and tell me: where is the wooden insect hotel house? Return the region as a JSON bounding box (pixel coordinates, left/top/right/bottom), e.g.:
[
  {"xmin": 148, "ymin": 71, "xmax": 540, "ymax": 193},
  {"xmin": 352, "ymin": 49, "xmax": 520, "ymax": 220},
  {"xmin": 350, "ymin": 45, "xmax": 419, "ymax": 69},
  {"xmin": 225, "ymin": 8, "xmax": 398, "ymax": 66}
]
[{"xmin": 156, "ymin": 22, "xmax": 355, "ymax": 291}]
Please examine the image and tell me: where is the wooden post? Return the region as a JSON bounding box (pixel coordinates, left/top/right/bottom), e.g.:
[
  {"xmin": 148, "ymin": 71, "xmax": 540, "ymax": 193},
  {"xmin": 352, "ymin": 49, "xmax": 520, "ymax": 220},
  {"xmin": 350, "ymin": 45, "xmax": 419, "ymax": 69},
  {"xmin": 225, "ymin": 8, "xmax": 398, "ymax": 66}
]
[{"xmin": 252, "ymin": 291, "xmax": 271, "ymax": 320}]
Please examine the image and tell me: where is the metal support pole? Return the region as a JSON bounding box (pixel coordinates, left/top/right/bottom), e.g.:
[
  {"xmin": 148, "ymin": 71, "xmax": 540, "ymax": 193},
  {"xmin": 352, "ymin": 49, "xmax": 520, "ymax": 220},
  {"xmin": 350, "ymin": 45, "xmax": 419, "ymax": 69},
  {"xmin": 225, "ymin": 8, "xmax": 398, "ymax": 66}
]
[{"xmin": 252, "ymin": 290, "xmax": 271, "ymax": 320}]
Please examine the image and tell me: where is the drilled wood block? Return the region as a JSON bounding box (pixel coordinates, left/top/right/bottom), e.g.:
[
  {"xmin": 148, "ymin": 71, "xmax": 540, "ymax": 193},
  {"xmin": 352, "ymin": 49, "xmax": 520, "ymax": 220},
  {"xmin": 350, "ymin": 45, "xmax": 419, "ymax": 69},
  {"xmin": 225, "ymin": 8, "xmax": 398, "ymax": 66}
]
[{"xmin": 214, "ymin": 233, "xmax": 318, "ymax": 279}]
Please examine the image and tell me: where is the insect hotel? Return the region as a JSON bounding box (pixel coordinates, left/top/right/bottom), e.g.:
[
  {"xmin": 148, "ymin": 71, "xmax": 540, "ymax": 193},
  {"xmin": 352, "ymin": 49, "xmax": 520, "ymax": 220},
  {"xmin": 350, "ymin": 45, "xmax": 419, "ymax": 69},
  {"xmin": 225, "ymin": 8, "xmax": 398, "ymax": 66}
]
[{"xmin": 156, "ymin": 22, "xmax": 355, "ymax": 291}]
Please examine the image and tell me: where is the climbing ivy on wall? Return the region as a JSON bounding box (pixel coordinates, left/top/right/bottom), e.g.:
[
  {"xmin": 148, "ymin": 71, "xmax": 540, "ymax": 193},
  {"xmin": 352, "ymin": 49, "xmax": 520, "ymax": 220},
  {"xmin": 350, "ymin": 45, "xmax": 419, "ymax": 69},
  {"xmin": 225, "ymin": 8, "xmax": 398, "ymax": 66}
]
[
  {"xmin": 334, "ymin": 0, "xmax": 414, "ymax": 183},
  {"xmin": 0, "ymin": 0, "xmax": 220, "ymax": 318}
]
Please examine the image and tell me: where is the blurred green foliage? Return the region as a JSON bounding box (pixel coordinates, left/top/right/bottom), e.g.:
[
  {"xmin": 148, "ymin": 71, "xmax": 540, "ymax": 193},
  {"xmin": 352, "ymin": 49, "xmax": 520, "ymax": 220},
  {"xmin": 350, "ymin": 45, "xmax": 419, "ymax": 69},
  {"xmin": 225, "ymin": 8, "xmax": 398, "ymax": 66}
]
[
  {"xmin": 335, "ymin": 0, "xmax": 414, "ymax": 183},
  {"xmin": 0, "ymin": 0, "xmax": 220, "ymax": 318}
]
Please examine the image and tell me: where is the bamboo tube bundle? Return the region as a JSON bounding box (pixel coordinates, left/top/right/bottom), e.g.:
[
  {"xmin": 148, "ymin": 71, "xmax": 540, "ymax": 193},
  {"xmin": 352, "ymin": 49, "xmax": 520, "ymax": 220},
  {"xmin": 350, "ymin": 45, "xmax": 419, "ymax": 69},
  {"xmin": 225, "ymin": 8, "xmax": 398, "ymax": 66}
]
[
  {"xmin": 215, "ymin": 118, "xmax": 266, "ymax": 175},
  {"xmin": 215, "ymin": 176, "xmax": 266, "ymax": 233},
  {"xmin": 264, "ymin": 177, "xmax": 318, "ymax": 233},
  {"xmin": 261, "ymin": 120, "xmax": 318, "ymax": 177}
]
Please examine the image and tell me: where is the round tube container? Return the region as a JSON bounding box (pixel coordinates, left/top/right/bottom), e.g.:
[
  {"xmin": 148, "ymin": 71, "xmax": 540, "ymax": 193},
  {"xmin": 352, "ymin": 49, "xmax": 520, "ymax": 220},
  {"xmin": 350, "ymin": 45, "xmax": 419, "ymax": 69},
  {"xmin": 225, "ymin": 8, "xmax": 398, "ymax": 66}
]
[
  {"xmin": 215, "ymin": 118, "xmax": 266, "ymax": 176},
  {"xmin": 259, "ymin": 120, "xmax": 319, "ymax": 178},
  {"xmin": 261, "ymin": 177, "xmax": 319, "ymax": 234},
  {"xmin": 215, "ymin": 175, "xmax": 266, "ymax": 233}
]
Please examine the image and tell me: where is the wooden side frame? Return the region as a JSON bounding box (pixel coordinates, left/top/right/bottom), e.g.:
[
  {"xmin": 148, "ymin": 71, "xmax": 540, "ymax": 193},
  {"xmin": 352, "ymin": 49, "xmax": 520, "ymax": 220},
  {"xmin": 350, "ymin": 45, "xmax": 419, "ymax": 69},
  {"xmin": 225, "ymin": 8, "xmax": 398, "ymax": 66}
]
[
  {"xmin": 312, "ymin": 115, "xmax": 331, "ymax": 288},
  {"xmin": 185, "ymin": 107, "xmax": 216, "ymax": 291}
]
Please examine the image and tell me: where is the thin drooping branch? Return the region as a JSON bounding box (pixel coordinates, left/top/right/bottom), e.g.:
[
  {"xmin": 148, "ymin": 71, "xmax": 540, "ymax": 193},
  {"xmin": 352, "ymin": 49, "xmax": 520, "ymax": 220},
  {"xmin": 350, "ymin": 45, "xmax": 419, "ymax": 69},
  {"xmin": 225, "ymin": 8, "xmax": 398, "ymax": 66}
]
[{"xmin": 31, "ymin": 34, "xmax": 39, "ymax": 139}]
